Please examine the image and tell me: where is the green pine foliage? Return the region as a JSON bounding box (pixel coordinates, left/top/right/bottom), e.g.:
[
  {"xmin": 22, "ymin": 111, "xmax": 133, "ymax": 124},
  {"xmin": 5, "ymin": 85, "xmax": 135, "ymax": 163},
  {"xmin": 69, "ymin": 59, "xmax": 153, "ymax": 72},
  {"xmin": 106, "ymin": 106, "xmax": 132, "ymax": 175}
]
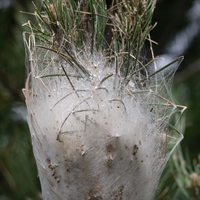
[
  {"xmin": 0, "ymin": 1, "xmax": 41, "ymax": 199},
  {"xmin": 23, "ymin": 0, "xmax": 157, "ymax": 84}
]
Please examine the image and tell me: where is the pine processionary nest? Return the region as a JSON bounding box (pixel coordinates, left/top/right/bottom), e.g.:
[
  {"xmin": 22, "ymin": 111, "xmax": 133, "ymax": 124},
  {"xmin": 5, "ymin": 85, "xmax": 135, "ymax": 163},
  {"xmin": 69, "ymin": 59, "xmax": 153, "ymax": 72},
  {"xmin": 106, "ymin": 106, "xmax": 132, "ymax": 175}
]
[{"xmin": 23, "ymin": 1, "xmax": 186, "ymax": 199}]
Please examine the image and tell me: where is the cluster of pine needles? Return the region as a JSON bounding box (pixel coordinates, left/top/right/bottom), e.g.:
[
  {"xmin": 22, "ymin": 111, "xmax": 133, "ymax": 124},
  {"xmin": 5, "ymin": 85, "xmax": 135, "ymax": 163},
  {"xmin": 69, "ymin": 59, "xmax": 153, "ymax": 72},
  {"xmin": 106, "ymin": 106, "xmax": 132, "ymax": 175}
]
[{"xmin": 23, "ymin": 0, "xmax": 161, "ymax": 84}]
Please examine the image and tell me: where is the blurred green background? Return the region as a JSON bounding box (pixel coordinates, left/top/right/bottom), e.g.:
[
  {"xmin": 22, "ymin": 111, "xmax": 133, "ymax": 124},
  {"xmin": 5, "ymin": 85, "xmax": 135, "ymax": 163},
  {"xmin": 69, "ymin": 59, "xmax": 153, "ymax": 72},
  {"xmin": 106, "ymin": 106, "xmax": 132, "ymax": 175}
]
[{"xmin": 0, "ymin": 0, "xmax": 200, "ymax": 199}]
